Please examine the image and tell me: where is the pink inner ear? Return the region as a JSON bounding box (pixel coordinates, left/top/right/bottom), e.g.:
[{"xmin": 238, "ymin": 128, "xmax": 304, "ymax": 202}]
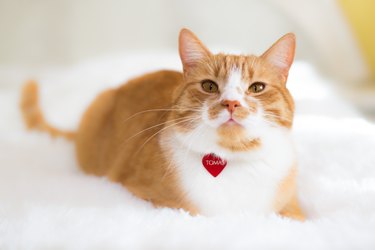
[
  {"xmin": 268, "ymin": 44, "xmax": 293, "ymax": 69},
  {"xmin": 180, "ymin": 40, "xmax": 206, "ymax": 66},
  {"xmin": 261, "ymin": 33, "xmax": 296, "ymax": 74},
  {"xmin": 179, "ymin": 29, "xmax": 211, "ymax": 69}
]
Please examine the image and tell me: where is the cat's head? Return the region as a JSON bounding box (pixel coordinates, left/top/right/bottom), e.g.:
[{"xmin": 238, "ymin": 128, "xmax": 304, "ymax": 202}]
[{"xmin": 171, "ymin": 28, "xmax": 295, "ymax": 153}]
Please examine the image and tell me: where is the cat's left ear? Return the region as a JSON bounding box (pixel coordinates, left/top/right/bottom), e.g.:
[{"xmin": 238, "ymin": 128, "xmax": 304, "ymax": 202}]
[
  {"xmin": 261, "ymin": 33, "xmax": 296, "ymax": 77},
  {"xmin": 179, "ymin": 28, "xmax": 212, "ymax": 71}
]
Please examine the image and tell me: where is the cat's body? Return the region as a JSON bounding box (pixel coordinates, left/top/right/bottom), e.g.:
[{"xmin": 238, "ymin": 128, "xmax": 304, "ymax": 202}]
[
  {"xmin": 76, "ymin": 70, "xmax": 198, "ymax": 212},
  {"xmin": 21, "ymin": 29, "xmax": 304, "ymax": 220}
]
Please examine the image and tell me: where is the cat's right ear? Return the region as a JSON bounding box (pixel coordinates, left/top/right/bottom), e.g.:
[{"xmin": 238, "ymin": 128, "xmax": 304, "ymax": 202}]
[{"xmin": 179, "ymin": 28, "xmax": 211, "ymax": 71}]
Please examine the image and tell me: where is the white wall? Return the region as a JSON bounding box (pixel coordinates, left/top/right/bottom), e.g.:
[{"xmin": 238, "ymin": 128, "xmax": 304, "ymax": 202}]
[{"xmin": 0, "ymin": 0, "xmax": 370, "ymax": 83}]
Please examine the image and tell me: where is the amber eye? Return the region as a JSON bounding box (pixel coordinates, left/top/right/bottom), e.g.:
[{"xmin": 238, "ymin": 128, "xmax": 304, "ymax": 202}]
[
  {"xmin": 201, "ymin": 80, "xmax": 219, "ymax": 93},
  {"xmin": 248, "ymin": 82, "xmax": 265, "ymax": 93}
]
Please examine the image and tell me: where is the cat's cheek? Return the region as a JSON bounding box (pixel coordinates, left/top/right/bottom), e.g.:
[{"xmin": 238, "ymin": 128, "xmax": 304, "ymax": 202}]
[{"xmin": 240, "ymin": 112, "xmax": 268, "ymax": 136}]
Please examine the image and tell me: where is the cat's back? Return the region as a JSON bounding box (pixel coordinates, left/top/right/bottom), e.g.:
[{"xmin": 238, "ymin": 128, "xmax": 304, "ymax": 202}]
[
  {"xmin": 76, "ymin": 70, "xmax": 183, "ymax": 176},
  {"xmin": 116, "ymin": 70, "xmax": 183, "ymax": 111}
]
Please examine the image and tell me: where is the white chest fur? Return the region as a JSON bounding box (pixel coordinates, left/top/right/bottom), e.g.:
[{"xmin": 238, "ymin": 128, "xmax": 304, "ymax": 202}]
[{"xmin": 162, "ymin": 127, "xmax": 295, "ymax": 216}]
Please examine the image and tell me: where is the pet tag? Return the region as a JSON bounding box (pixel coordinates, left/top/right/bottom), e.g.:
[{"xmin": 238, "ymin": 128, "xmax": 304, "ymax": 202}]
[{"xmin": 202, "ymin": 153, "xmax": 227, "ymax": 177}]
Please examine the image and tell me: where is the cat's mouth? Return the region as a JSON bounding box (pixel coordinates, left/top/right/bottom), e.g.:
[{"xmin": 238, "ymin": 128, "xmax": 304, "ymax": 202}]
[
  {"xmin": 223, "ymin": 115, "xmax": 244, "ymax": 126},
  {"xmin": 224, "ymin": 118, "xmax": 239, "ymax": 125}
]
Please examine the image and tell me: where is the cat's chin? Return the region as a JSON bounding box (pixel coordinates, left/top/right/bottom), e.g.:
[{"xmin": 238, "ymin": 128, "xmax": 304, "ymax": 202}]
[
  {"xmin": 215, "ymin": 122, "xmax": 262, "ymax": 152},
  {"xmin": 217, "ymin": 122, "xmax": 246, "ymax": 139},
  {"xmin": 219, "ymin": 118, "xmax": 245, "ymax": 129}
]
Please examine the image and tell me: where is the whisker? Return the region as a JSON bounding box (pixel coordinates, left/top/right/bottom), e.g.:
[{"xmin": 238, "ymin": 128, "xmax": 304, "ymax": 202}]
[
  {"xmin": 120, "ymin": 116, "xmax": 199, "ymax": 147},
  {"xmin": 121, "ymin": 108, "xmax": 201, "ymax": 124},
  {"xmin": 260, "ymin": 112, "xmax": 293, "ymax": 128},
  {"xmin": 247, "ymin": 106, "xmax": 256, "ymax": 112},
  {"xmin": 172, "ymin": 105, "xmax": 204, "ymax": 114},
  {"xmin": 262, "ymin": 119, "xmax": 278, "ymax": 127},
  {"xmin": 187, "ymin": 89, "xmax": 205, "ymax": 105},
  {"xmin": 134, "ymin": 116, "xmax": 201, "ymax": 155},
  {"xmin": 172, "ymin": 104, "xmax": 203, "ymax": 112},
  {"xmin": 263, "ymin": 112, "xmax": 292, "ymax": 122}
]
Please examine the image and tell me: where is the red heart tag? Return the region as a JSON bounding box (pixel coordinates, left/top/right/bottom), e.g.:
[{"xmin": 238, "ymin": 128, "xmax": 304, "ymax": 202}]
[{"xmin": 202, "ymin": 153, "xmax": 227, "ymax": 177}]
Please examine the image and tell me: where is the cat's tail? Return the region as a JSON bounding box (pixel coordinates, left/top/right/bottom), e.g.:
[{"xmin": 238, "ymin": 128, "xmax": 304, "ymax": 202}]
[{"xmin": 20, "ymin": 80, "xmax": 76, "ymax": 140}]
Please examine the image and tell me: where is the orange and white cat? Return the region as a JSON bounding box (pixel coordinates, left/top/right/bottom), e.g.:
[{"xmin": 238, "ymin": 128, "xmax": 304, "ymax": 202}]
[{"xmin": 21, "ymin": 29, "xmax": 304, "ymax": 220}]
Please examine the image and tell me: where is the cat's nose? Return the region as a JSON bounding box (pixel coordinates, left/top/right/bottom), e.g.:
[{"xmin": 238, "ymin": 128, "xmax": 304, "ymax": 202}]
[{"xmin": 221, "ymin": 100, "xmax": 241, "ymax": 113}]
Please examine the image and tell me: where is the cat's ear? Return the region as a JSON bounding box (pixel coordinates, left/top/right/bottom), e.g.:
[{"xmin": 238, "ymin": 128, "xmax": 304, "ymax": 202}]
[
  {"xmin": 179, "ymin": 28, "xmax": 211, "ymax": 71},
  {"xmin": 261, "ymin": 33, "xmax": 296, "ymax": 76}
]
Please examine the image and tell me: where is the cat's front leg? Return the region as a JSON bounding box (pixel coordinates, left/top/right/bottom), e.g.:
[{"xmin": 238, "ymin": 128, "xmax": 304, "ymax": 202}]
[
  {"xmin": 274, "ymin": 166, "xmax": 305, "ymax": 221},
  {"xmin": 278, "ymin": 194, "xmax": 305, "ymax": 221}
]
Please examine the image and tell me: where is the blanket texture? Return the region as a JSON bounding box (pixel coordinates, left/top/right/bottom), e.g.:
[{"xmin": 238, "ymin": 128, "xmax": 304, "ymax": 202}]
[{"xmin": 1, "ymin": 53, "xmax": 375, "ymax": 249}]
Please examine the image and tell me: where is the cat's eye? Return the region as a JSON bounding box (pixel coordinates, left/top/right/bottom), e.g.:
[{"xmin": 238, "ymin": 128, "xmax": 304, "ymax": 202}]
[
  {"xmin": 248, "ymin": 82, "xmax": 266, "ymax": 93},
  {"xmin": 201, "ymin": 80, "xmax": 219, "ymax": 93}
]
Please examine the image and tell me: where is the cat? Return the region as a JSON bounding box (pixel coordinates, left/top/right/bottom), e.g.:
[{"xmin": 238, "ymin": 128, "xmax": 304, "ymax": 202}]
[{"xmin": 21, "ymin": 28, "xmax": 304, "ymax": 220}]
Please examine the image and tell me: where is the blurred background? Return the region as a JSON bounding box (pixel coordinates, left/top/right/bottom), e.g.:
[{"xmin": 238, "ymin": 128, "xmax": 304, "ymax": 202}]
[{"xmin": 0, "ymin": 0, "xmax": 374, "ymax": 120}]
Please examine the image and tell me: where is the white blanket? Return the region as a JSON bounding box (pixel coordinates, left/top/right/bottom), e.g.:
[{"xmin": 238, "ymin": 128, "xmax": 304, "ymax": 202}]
[{"xmin": 1, "ymin": 53, "xmax": 375, "ymax": 249}]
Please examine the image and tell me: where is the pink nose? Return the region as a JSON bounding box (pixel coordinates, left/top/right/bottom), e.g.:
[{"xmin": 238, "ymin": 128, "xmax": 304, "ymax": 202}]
[{"xmin": 221, "ymin": 100, "xmax": 241, "ymax": 113}]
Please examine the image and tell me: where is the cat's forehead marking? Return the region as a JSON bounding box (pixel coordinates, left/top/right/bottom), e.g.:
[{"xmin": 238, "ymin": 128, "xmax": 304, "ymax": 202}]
[
  {"xmin": 220, "ymin": 68, "xmax": 246, "ymax": 105},
  {"xmin": 227, "ymin": 68, "xmax": 243, "ymax": 91}
]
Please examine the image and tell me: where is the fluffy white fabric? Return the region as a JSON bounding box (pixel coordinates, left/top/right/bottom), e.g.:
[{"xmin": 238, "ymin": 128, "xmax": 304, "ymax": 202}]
[{"xmin": 1, "ymin": 53, "xmax": 375, "ymax": 249}]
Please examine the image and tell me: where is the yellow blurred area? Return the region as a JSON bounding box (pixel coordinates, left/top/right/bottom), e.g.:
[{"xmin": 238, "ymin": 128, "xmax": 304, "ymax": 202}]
[{"xmin": 339, "ymin": 0, "xmax": 375, "ymax": 79}]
